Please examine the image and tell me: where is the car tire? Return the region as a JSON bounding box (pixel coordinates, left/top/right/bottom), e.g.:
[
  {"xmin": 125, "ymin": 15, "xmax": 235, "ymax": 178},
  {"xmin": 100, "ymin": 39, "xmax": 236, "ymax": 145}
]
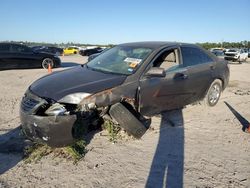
[
  {"xmin": 204, "ymin": 79, "xmax": 222, "ymax": 107},
  {"xmin": 41, "ymin": 58, "xmax": 54, "ymax": 69},
  {"xmin": 109, "ymin": 103, "xmax": 148, "ymax": 138},
  {"xmin": 238, "ymin": 56, "xmax": 242, "ymax": 64},
  {"xmin": 74, "ymin": 51, "xmax": 77, "ymax": 54}
]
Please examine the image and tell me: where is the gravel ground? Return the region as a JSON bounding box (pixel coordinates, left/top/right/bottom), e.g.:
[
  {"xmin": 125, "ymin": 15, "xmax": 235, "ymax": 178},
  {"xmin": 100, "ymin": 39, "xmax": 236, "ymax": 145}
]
[{"xmin": 0, "ymin": 55, "xmax": 250, "ymax": 188}]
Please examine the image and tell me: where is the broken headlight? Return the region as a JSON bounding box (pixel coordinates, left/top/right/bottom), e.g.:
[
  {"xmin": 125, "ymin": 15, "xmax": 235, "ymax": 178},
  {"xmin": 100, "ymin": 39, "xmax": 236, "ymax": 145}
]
[
  {"xmin": 58, "ymin": 92, "xmax": 92, "ymax": 104},
  {"xmin": 45, "ymin": 103, "xmax": 67, "ymax": 116}
]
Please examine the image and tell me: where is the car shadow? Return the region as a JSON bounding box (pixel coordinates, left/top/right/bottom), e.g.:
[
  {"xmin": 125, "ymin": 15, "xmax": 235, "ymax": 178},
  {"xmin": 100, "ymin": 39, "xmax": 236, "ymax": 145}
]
[
  {"xmin": 224, "ymin": 101, "xmax": 249, "ymax": 132},
  {"xmin": 0, "ymin": 126, "xmax": 26, "ymax": 175},
  {"xmin": 146, "ymin": 109, "xmax": 184, "ymax": 188},
  {"xmin": 61, "ymin": 62, "xmax": 81, "ymax": 68}
]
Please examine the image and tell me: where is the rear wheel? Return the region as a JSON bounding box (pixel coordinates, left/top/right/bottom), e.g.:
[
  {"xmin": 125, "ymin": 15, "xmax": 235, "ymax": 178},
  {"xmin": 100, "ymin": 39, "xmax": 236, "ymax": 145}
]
[
  {"xmin": 205, "ymin": 79, "xmax": 222, "ymax": 107},
  {"xmin": 42, "ymin": 58, "xmax": 54, "ymax": 69}
]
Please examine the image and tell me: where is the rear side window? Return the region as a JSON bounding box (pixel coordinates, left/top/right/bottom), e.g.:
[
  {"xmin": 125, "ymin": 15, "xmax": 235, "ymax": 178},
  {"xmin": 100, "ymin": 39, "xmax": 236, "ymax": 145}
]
[
  {"xmin": 0, "ymin": 44, "xmax": 10, "ymax": 52},
  {"xmin": 181, "ymin": 47, "xmax": 213, "ymax": 66}
]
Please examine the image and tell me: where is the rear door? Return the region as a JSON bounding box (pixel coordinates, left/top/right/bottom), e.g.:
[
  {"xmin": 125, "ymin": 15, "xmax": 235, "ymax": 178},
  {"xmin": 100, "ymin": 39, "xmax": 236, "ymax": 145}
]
[
  {"xmin": 10, "ymin": 44, "xmax": 40, "ymax": 68},
  {"xmin": 180, "ymin": 46, "xmax": 215, "ymax": 101}
]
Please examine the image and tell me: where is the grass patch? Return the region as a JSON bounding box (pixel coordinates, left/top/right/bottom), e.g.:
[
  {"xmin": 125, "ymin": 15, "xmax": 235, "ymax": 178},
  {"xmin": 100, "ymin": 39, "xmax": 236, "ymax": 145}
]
[
  {"xmin": 64, "ymin": 140, "xmax": 86, "ymax": 163},
  {"xmin": 102, "ymin": 120, "xmax": 121, "ymax": 143},
  {"xmin": 23, "ymin": 144, "xmax": 52, "ymax": 163},
  {"xmin": 23, "ymin": 140, "xmax": 86, "ymax": 164}
]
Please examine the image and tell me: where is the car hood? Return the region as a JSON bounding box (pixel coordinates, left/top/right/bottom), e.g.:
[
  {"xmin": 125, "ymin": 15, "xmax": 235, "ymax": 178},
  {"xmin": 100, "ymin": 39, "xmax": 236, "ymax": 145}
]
[{"xmin": 30, "ymin": 65, "xmax": 127, "ymax": 101}]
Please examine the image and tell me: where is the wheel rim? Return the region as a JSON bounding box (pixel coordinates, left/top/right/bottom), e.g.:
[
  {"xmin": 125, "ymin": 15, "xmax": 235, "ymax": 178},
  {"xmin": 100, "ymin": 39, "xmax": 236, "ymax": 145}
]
[
  {"xmin": 42, "ymin": 58, "xmax": 53, "ymax": 69},
  {"xmin": 208, "ymin": 83, "xmax": 220, "ymax": 105}
]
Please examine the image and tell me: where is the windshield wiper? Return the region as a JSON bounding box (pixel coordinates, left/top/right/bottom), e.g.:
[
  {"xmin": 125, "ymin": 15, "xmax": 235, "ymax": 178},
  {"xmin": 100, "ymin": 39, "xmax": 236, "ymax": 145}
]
[{"xmin": 86, "ymin": 66, "xmax": 128, "ymax": 76}]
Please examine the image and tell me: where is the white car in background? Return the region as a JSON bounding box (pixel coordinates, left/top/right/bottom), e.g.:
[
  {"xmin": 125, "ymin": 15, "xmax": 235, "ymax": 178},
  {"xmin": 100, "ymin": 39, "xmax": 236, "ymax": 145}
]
[{"xmin": 224, "ymin": 48, "xmax": 248, "ymax": 63}]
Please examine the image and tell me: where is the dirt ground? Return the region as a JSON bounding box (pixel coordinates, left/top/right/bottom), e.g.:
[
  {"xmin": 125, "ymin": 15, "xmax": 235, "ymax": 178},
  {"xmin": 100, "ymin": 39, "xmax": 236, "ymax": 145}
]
[{"xmin": 0, "ymin": 55, "xmax": 250, "ymax": 188}]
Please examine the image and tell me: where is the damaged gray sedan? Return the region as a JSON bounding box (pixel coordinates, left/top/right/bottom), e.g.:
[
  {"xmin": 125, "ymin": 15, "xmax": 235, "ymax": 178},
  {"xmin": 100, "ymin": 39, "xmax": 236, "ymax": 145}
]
[{"xmin": 20, "ymin": 42, "xmax": 229, "ymax": 147}]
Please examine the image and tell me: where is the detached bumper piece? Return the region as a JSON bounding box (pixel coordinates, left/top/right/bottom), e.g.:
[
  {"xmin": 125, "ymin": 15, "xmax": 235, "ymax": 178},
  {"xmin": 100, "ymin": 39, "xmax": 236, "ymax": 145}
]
[
  {"xmin": 20, "ymin": 110, "xmax": 77, "ymax": 147},
  {"xmin": 109, "ymin": 103, "xmax": 148, "ymax": 138}
]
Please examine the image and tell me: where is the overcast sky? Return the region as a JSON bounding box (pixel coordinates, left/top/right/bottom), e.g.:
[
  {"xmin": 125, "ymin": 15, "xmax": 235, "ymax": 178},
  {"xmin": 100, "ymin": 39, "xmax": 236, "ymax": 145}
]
[{"xmin": 0, "ymin": 0, "xmax": 249, "ymax": 44}]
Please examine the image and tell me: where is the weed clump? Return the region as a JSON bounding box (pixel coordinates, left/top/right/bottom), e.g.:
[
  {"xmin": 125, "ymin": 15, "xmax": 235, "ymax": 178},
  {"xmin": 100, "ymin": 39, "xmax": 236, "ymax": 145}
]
[
  {"xmin": 23, "ymin": 140, "xmax": 86, "ymax": 164},
  {"xmin": 102, "ymin": 120, "xmax": 121, "ymax": 143}
]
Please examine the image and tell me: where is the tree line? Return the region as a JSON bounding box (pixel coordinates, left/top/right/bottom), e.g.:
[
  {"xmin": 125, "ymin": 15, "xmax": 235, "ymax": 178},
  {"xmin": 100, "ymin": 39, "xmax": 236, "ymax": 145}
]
[
  {"xmin": 197, "ymin": 41, "xmax": 250, "ymax": 49},
  {"xmin": 1, "ymin": 40, "xmax": 249, "ymax": 49},
  {"xmin": 0, "ymin": 40, "xmax": 113, "ymax": 48}
]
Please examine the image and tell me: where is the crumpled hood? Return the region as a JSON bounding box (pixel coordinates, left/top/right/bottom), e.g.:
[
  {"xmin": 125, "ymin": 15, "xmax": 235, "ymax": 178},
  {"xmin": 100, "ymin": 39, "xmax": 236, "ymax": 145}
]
[{"xmin": 30, "ymin": 65, "xmax": 127, "ymax": 101}]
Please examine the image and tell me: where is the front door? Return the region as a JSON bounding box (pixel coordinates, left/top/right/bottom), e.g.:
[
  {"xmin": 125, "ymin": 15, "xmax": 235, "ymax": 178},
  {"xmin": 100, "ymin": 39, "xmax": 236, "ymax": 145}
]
[{"xmin": 139, "ymin": 47, "xmax": 194, "ymax": 116}]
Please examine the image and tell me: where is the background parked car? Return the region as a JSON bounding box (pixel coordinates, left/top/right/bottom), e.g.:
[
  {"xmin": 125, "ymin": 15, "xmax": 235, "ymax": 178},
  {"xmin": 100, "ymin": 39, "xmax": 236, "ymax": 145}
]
[
  {"xmin": 87, "ymin": 48, "xmax": 110, "ymax": 61},
  {"xmin": 243, "ymin": 48, "xmax": 250, "ymax": 58},
  {"xmin": 211, "ymin": 50, "xmax": 225, "ymax": 59},
  {"xmin": 32, "ymin": 46, "xmax": 63, "ymax": 56},
  {"xmin": 79, "ymin": 47, "xmax": 104, "ymax": 56},
  {"xmin": 87, "ymin": 53, "xmax": 100, "ymax": 61},
  {"xmin": 63, "ymin": 47, "xmax": 79, "ymax": 55},
  {"xmin": 0, "ymin": 43, "xmax": 61, "ymax": 70},
  {"xmin": 224, "ymin": 48, "xmax": 248, "ymax": 63},
  {"xmin": 209, "ymin": 48, "xmax": 225, "ymax": 53}
]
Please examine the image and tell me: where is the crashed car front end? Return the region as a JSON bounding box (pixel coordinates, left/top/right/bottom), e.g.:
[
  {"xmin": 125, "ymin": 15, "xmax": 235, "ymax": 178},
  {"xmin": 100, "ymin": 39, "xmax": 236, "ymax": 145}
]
[
  {"xmin": 20, "ymin": 89, "xmax": 101, "ymax": 147},
  {"xmin": 19, "ymin": 44, "xmax": 164, "ymax": 147}
]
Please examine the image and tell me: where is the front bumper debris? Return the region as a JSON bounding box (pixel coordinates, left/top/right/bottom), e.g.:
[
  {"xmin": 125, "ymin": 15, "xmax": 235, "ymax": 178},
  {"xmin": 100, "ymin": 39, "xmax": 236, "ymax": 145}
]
[
  {"xmin": 20, "ymin": 110, "xmax": 77, "ymax": 147},
  {"xmin": 20, "ymin": 89, "xmax": 79, "ymax": 147}
]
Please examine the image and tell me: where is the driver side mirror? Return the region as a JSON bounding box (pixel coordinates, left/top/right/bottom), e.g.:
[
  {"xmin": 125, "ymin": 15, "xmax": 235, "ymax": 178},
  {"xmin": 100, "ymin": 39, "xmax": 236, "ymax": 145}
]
[{"xmin": 145, "ymin": 67, "xmax": 166, "ymax": 77}]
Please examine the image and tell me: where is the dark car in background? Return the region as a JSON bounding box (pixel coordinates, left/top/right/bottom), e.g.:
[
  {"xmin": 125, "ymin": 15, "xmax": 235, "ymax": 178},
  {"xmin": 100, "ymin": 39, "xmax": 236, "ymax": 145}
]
[
  {"xmin": 20, "ymin": 42, "xmax": 229, "ymax": 147},
  {"xmin": 79, "ymin": 47, "xmax": 104, "ymax": 56},
  {"xmin": 87, "ymin": 48, "xmax": 110, "ymax": 61},
  {"xmin": 211, "ymin": 50, "xmax": 225, "ymax": 59},
  {"xmin": 0, "ymin": 43, "xmax": 61, "ymax": 70},
  {"xmin": 32, "ymin": 46, "xmax": 63, "ymax": 56}
]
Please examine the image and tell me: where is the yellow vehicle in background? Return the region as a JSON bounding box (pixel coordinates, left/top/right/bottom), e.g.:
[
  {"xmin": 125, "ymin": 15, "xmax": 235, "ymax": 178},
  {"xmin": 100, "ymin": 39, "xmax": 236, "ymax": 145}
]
[{"xmin": 63, "ymin": 47, "xmax": 79, "ymax": 55}]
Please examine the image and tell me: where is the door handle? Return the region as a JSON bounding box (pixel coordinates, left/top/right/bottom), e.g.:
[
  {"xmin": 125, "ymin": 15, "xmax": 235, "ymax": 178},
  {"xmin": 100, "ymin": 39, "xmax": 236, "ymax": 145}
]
[
  {"xmin": 210, "ymin": 65, "xmax": 215, "ymax": 70},
  {"xmin": 174, "ymin": 72, "xmax": 188, "ymax": 80}
]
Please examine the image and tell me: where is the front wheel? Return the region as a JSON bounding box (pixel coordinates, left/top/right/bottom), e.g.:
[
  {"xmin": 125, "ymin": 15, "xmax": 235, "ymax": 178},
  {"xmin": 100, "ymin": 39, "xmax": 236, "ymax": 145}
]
[
  {"xmin": 42, "ymin": 58, "xmax": 54, "ymax": 69},
  {"xmin": 205, "ymin": 79, "xmax": 222, "ymax": 107},
  {"xmin": 109, "ymin": 103, "xmax": 148, "ymax": 138}
]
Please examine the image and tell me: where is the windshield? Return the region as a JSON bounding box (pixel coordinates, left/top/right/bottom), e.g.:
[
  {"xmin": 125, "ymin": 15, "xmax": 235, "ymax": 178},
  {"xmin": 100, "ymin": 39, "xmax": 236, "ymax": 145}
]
[{"xmin": 86, "ymin": 46, "xmax": 153, "ymax": 75}]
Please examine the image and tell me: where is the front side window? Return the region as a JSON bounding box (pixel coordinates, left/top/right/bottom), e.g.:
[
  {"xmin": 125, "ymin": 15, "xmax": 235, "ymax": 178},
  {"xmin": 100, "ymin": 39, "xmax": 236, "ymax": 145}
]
[
  {"xmin": 152, "ymin": 49, "xmax": 180, "ymax": 72},
  {"xmin": 181, "ymin": 47, "xmax": 213, "ymax": 66},
  {"xmin": 87, "ymin": 46, "xmax": 153, "ymax": 75}
]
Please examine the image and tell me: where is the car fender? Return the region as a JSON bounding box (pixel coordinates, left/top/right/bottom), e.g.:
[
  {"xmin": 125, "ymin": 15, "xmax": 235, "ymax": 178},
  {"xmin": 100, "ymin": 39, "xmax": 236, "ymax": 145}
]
[{"xmin": 78, "ymin": 81, "xmax": 139, "ymax": 109}]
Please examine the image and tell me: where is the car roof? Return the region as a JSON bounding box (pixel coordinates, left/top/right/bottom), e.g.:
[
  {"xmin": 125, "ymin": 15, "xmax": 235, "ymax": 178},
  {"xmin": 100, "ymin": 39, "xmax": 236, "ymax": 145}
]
[
  {"xmin": 0, "ymin": 42, "xmax": 26, "ymax": 46},
  {"xmin": 119, "ymin": 41, "xmax": 194, "ymax": 49}
]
